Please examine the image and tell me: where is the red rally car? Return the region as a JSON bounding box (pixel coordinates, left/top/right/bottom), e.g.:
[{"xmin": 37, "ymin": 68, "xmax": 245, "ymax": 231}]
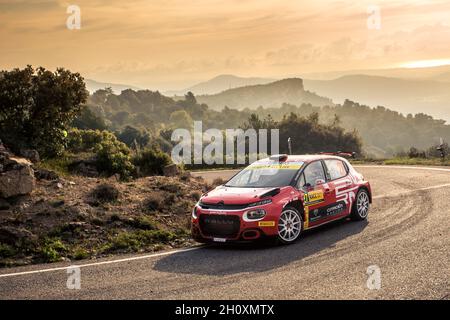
[{"xmin": 191, "ymin": 154, "xmax": 372, "ymax": 244}]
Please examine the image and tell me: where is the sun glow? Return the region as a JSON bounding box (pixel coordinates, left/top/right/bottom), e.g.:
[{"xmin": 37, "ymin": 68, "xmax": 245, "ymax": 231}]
[{"xmin": 401, "ymin": 59, "xmax": 450, "ymax": 69}]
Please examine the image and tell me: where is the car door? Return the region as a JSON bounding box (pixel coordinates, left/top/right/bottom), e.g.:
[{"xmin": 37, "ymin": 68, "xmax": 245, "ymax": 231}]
[
  {"xmin": 323, "ymin": 159, "xmax": 356, "ymax": 218},
  {"xmin": 297, "ymin": 160, "xmax": 336, "ymax": 228}
]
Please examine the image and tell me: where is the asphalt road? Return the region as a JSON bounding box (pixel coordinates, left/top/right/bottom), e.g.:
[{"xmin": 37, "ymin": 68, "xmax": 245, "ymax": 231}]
[{"xmin": 0, "ymin": 165, "xmax": 449, "ymax": 299}]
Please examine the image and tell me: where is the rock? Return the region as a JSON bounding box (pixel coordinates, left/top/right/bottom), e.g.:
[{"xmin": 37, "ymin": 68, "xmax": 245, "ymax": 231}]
[
  {"xmin": 0, "ymin": 140, "xmax": 6, "ymax": 152},
  {"xmin": 69, "ymin": 159, "xmax": 99, "ymax": 177},
  {"xmin": 34, "ymin": 168, "xmax": 59, "ymax": 181},
  {"xmin": 0, "ymin": 198, "xmax": 10, "ymax": 210},
  {"xmin": 19, "ymin": 149, "xmax": 40, "ymax": 163},
  {"xmin": 56, "ymin": 182, "xmax": 63, "ymax": 189},
  {"xmin": 0, "ymin": 226, "xmax": 37, "ymax": 245},
  {"xmin": 163, "ymin": 164, "xmax": 179, "ymax": 177},
  {"xmin": 0, "ymin": 152, "xmax": 35, "ymax": 198}
]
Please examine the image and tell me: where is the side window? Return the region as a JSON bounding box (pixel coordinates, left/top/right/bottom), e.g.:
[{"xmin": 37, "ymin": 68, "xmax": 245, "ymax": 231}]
[
  {"xmin": 303, "ymin": 161, "xmax": 326, "ymax": 188},
  {"xmin": 324, "ymin": 159, "xmax": 348, "ymax": 180},
  {"xmin": 296, "ymin": 173, "xmax": 305, "ymax": 189}
]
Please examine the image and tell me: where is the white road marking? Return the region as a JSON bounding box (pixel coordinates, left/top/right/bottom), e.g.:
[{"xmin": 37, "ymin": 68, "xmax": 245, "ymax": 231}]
[
  {"xmin": 0, "ymin": 166, "xmax": 448, "ymax": 279},
  {"xmin": 0, "ymin": 246, "xmax": 204, "ymax": 279}
]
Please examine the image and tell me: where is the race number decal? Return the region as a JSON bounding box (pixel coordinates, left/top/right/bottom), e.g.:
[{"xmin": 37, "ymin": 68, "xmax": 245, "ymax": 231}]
[{"xmin": 303, "ymin": 190, "xmax": 324, "ymax": 206}]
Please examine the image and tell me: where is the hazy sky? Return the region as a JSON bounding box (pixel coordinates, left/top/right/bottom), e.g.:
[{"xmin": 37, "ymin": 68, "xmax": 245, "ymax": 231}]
[{"xmin": 1, "ymin": 0, "xmax": 450, "ymax": 90}]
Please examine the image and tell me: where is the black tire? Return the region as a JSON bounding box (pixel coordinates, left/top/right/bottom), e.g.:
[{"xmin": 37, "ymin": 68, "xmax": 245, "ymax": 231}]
[
  {"xmin": 276, "ymin": 206, "xmax": 303, "ymax": 244},
  {"xmin": 350, "ymin": 189, "xmax": 370, "ymax": 221}
]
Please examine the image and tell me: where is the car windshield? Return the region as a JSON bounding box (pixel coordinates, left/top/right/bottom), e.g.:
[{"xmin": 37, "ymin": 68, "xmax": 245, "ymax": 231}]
[{"xmin": 225, "ymin": 161, "xmax": 304, "ymax": 188}]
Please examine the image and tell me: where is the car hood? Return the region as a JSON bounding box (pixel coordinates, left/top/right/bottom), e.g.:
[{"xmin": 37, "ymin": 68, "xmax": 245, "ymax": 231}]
[{"xmin": 200, "ymin": 186, "xmax": 285, "ymax": 205}]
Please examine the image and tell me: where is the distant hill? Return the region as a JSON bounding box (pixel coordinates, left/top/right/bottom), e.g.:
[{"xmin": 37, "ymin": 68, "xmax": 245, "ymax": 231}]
[
  {"xmin": 304, "ymin": 75, "xmax": 450, "ymax": 122},
  {"xmin": 196, "ymin": 78, "xmax": 333, "ymax": 110},
  {"xmin": 85, "ymin": 79, "xmax": 141, "ymax": 94},
  {"xmin": 165, "ymin": 74, "xmax": 276, "ymax": 96},
  {"xmin": 431, "ymin": 72, "xmax": 450, "ymax": 82},
  {"xmin": 300, "ymin": 64, "xmax": 450, "ymax": 81}
]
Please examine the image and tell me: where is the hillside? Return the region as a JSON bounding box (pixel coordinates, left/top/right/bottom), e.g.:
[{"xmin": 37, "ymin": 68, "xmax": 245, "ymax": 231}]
[
  {"xmin": 165, "ymin": 74, "xmax": 276, "ymax": 96},
  {"xmin": 196, "ymin": 78, "xmax": 333, "ymax": 110},
  {"xmin": 304, "ymin": 75, "xmax": 450, "ymax": 122},
  {"xmin": 85, "ymin": 79, "xmax": 141, "ymax": 94}
]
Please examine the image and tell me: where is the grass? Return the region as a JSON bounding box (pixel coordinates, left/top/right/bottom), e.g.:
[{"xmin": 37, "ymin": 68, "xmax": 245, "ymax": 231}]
[
  {"xmin": 39, "ymin": 238, "xmax": 68, "ymax": 262},
  {"xmin": 38, "ymin": 157, "xmax": 72, "ymax": 177},
  {"xmin": 105, "ymin": 229, "xmax": 177, "ymax": 252},
  {"xmin": 382, "ymin": 157, "xmax": 450, "ymax": 166}
]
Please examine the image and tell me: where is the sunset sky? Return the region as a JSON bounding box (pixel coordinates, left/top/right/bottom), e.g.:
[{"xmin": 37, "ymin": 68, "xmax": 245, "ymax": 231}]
[{"xmin": 1, "ymin": 0, "xmax": 450, "ymax": 90}]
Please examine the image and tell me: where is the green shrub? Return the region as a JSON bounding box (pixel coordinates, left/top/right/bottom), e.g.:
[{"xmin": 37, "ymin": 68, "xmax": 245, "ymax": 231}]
[
  {"xmin": 40, "ymin": 238, "xmax": 67, "ymax": 262},
  {"xmin": 0, "ymin": 243, "xmax": 16, "ymax": 258},
  {"xmin": 132, "ymin": 148, "xmax": 171, "ymax": 176},
  {"xmin": 108, "ymin": 230, "xmax": 176, "ymax": 252},
  {"xmin": 94, "ymin": 135, "xmax": 135, "ymax": 179},
  {"xmin": 67, "ymin": 129, "xmax": 136, "ymax": 179},
  {"xmin": 72, "ymin": 247, "xmax": 89, "ymax": 260},
  {"xmin": 132, "ymin": 216, "xmax": 157, "ymax": 230},
  {"xmin": 92, "ymin": 184, "xmax": 120, "ymax": 202}
]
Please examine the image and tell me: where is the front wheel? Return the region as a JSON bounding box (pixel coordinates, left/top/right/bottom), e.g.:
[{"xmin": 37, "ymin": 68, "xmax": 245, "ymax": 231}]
[
  {"xmin": 350, "ymin": 189, "xmax": 370, "ymax": 221},
  {"xmin": 277, "ymin": 206, "xmax": 303, "ymax": 244}
]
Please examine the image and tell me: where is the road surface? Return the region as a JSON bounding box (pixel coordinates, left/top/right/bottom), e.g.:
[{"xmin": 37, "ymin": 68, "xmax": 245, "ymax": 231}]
[{"xmin": 0, "ymin": 165, "xmax": 449, "ymax": 299}]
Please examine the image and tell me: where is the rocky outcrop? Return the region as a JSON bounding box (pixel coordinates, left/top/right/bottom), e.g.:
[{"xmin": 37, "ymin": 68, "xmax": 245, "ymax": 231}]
[
  {"xmin": 163, "ymin": 164, "xmax": 179, "ymax": 177},
  {"xmin": 19, "ymin": 149, "xmax": 40, "ymax": 163},
  {"xmin": 0, "ymin": 146, "xmax": 36, "ymax": 198},
  {"xmin": 68, "ymin": 159, "xmax": 99, "ymax": 177}
]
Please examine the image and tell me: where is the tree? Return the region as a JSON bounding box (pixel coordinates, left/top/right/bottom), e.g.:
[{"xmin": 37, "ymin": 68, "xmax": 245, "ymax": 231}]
[
  {"xmin": 72, "ymin": 106, "xmax": 107, "ymax": 131},
  {"xmin": 116, "ymin": 125, "xmax": 150, "ymax": 148},
  {"xmin": 0, "ymin": 66, "xmax": 88, "ymax": 157},
  {"xmin": 169, "ymin": 110, "xmax": 193, "ymax": 128}
]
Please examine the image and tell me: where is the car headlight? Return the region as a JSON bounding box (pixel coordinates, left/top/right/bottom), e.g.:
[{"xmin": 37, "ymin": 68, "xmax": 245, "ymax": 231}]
[
  {"xmin": 247, "ymin": 199, "xmax": 272, "ymax": 207},
  {"xmin": 192, "ymin": 205, "xmax": 198, "ymax": 219},
  {"xmin": 244, "ymin": 208, "xmax": 266, "ymax": 221}
]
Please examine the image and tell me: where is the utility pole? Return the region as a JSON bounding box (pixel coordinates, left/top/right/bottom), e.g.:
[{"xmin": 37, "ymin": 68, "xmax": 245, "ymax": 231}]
[{"xmin": 287, "ymin": 137, "xmax": 292, "ymax": 155}]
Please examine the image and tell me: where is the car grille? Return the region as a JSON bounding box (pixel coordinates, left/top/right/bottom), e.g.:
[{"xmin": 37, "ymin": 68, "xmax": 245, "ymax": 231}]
[
  {"xmin": 199, "ymin": 214, "xmax": 240, "ymax": 238},
  {"xmin": 199, "ymin": 201, "xmax": 248, "ymax": 210}
]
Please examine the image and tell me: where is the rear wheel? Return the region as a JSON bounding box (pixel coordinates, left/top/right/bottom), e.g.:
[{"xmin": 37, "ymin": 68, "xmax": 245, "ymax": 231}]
[
  {"xmin": 277, "ymin": 206, "xmax": 303, "ymax": 244},
  {"xmin": 350, "ymin": 189, "xmax": 370, "ymax": 221}
]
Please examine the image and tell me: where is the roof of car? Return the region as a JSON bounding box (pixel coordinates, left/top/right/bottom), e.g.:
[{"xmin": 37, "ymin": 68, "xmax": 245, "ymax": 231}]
[{"xmin": 258, "ymin": 154, "xmax": 347, "ymax": 163}]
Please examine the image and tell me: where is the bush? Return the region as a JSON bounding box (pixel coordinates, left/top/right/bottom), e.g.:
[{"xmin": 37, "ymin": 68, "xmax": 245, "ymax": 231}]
[
  {"xmin": 72, "ymin": 247, "xmax": 89, "ymax": 260},
  {"xmin": 132, "ymin": 148, "xmax": 171, "ymax": 176},
  {"xmin": 67, "ymin": 129, "xmax": 135, "ymax": 179},
  {"xmin": 40, "ymin": 238, "xmax": 67, "ymax": 262},
  {"xmin": 132, "ymin": 216, "xmax": 157, "ymax": 230},
  {"xmin": 92, "ymin": 184, "xmax": 120, "ymax": 202},
  {"xmin": 107, "ymin": 230, "xmax": 176, "ymax": 252},
  {"xmin": 0, "ymin": 243, "xmax": 16, "ymax": 258},
  {"xmin": 145, "ymin": 193, "xmax": 163, "ymax": 211}
]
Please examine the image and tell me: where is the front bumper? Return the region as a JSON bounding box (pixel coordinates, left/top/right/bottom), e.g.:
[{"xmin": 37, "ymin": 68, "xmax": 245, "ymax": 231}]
[{"xmin": 191, "ymin": 204, "xmax": 280, "ymax": 242}]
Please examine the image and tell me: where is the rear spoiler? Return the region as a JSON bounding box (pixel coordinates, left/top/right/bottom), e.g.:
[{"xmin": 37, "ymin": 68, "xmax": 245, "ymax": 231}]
[{"xmin": 318, "ymin": 151, "xmax": 356, "ymax": 159}]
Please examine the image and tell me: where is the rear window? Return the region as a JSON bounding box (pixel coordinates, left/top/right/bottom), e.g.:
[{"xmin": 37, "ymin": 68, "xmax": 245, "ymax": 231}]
[{"xmin": 324, "ymin": 159, "xmax": 348, "ymax": 180}]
